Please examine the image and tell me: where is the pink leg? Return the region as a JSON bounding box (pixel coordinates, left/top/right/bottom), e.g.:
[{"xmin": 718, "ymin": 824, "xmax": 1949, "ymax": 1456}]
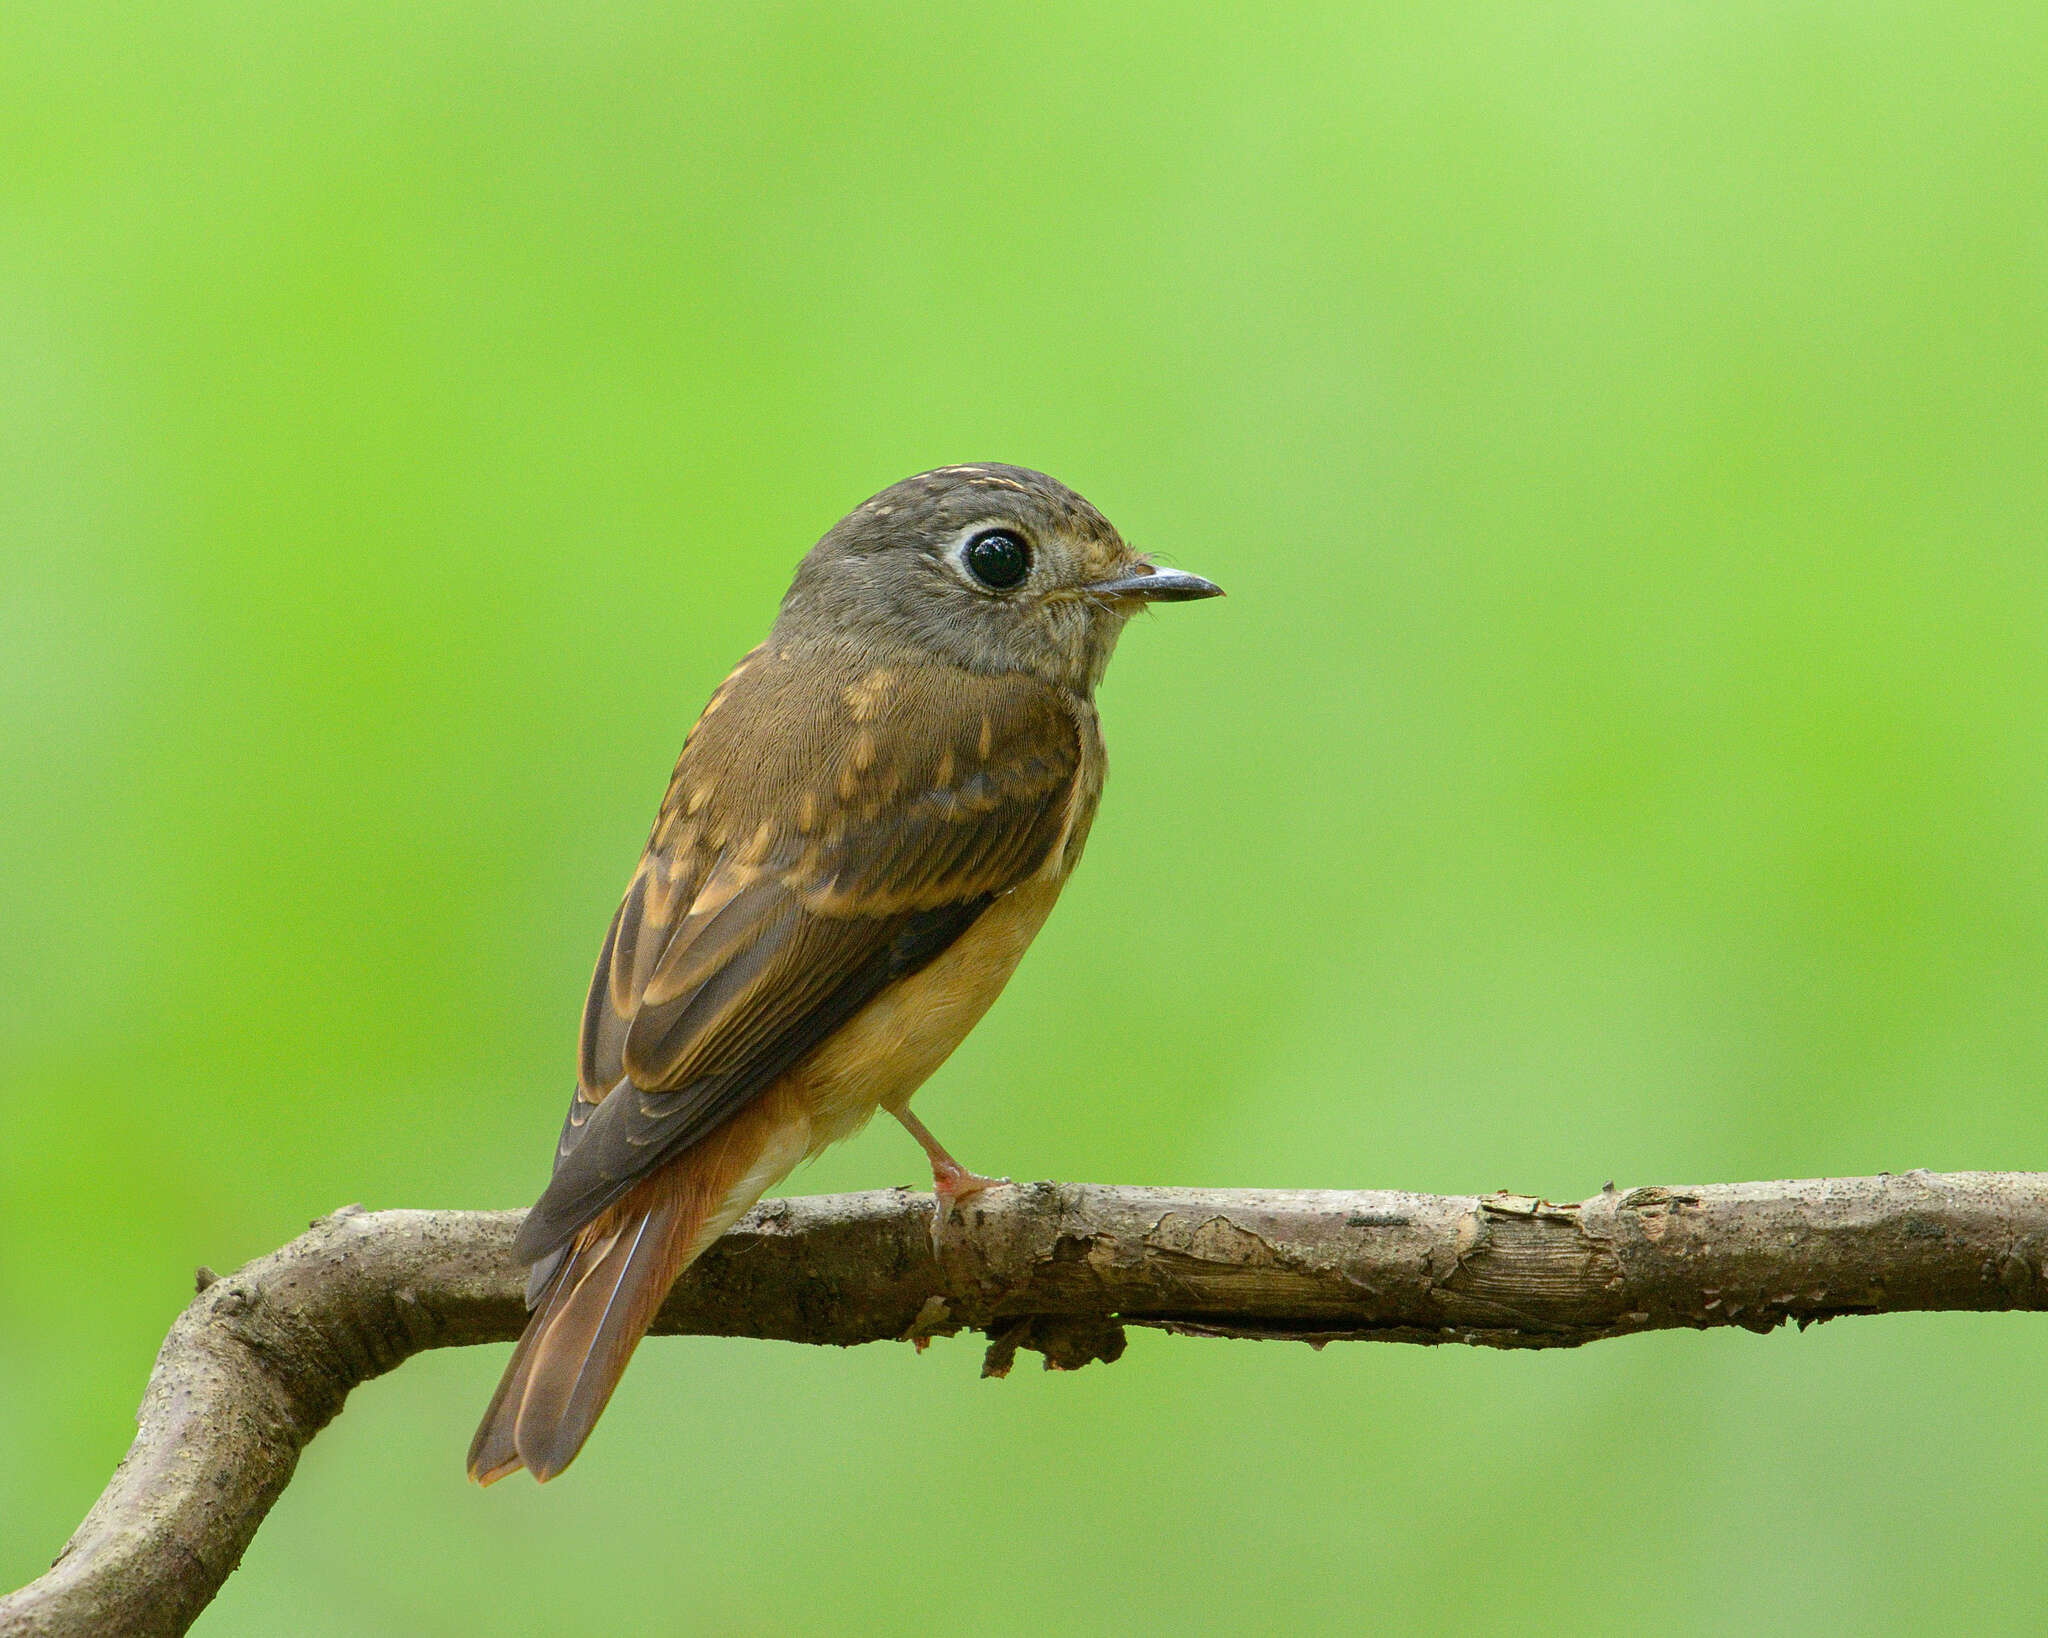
[{"xmin": 892, "ymin": 1108, "xmax": 1008, "ymax": 1246}]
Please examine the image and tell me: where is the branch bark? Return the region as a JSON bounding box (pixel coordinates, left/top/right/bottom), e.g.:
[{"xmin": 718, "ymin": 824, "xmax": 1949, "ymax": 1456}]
[{"xmin": 7, "ymin": 1170, "xmax": 2048, "ymax": 1636}]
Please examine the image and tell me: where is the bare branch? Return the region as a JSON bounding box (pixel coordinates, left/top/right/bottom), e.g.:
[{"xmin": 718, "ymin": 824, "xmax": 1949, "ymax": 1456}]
[{"xmin": 6, "ymin": 1171, "xmax": 2047, "ymax": 1636}]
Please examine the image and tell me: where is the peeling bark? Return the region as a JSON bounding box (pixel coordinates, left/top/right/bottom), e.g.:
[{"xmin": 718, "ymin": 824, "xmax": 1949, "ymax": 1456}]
[{"xmin": 5, "ymin": 1171, "xmax": 2047, "ymax": 1637}]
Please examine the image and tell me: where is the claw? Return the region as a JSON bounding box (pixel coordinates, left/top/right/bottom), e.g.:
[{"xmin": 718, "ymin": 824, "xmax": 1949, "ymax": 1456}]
[
  {"xmin": 894, "ymin": 1106, "xmax": 1007, "ymax": 1257},
  {"xmin": 928, "ymin": 1158, "xmax": 1011, "ymax": 1255}
]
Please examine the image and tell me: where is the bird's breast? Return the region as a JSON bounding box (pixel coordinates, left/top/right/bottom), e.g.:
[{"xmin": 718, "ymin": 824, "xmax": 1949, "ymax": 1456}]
[{"xmin": 789, "ymin": 874, "xmax": 1068, "ymax": 1152}]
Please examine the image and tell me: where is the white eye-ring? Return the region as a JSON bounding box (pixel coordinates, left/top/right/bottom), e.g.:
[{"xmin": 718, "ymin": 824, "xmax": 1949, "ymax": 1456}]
[{"xmin": 953, "ymin": 524, "xmax": 1033, "ymax": 591}]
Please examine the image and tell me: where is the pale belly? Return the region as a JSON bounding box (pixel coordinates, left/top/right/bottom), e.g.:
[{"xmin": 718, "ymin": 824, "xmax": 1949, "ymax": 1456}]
[
  {"xmin": 665, "ymin": 883, "xmax": 1060, "ymax": 1262},
  {"xmin": 786, "ymin": 877, "xmax": 1065, "ymax": 1154}
]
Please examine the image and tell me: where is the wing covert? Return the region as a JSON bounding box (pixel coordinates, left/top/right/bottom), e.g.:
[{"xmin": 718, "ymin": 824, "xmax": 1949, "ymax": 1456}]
[{"xmin": 515, "ymin": 649, "xmax": 1085, "ymax": 1263}]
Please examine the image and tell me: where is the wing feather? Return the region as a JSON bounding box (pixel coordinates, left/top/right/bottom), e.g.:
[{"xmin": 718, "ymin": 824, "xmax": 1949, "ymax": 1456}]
[{"xmin": 513, "ymin": 650, "xmax": 1085, "ymax": 1266}]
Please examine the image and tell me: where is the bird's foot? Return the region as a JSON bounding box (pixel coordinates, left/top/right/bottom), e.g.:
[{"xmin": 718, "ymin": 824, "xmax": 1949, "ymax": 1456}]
[
  {"xmin": 928, "ymin": 1158, "xmax": 1010, "ymax": 1257},
  {"xmin": 892, "ymin": 1105, "xmax": 1009, "ymax": 1256}
]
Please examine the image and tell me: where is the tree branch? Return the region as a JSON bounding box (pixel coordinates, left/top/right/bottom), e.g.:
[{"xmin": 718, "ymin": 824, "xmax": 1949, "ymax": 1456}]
[{"xmin": 7, "ymin": 1170, "xmax": 2047, "ymax": 1636}]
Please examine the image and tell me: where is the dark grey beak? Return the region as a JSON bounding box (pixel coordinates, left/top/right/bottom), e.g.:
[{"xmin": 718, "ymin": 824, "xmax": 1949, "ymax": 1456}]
[{"xmin": 1086, "ymin": 565, "xmax": 1225, "ymax": 603}]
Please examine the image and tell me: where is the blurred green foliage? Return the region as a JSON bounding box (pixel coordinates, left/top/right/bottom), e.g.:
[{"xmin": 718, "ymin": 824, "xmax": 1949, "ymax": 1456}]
[{"xmin": 5, "ymin": 1, "xmax": 2048, "ymax": 1630}]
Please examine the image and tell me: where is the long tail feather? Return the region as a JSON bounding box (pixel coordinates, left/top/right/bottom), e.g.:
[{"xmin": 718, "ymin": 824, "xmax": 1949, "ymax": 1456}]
[
  {"xmin": 510, "ymin": 1199, "xmax": 685, "ymax": 1481},
  {"xmin": 468, "ymin": 1096, "xmax": 806, "ymax": 1484},
  {"xmin": 467, "ymin": 1253, "xmax": 576, "ymax": 1485}
]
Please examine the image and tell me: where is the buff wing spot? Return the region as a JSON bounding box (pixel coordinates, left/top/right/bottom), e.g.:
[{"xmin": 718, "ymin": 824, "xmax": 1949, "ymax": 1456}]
[{"xmin": 843, "ymin": 670, "xmax": 895, "ymax": 722}]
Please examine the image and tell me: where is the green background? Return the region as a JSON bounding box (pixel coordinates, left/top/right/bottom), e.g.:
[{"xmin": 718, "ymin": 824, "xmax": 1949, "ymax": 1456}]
[{"xmin": 6, "ymin": 2, "xmax": 2047, "ymax": 1631}]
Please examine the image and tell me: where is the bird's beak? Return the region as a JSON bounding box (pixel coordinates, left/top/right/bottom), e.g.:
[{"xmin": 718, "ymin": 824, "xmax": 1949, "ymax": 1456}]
[{"xmin": 1084, "ymin": 563, "xmax": 1225, "ymax": 603}]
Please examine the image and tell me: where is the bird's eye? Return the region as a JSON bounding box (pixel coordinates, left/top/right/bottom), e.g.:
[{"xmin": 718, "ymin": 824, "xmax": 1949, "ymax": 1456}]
[{"xmin": 963, "ymin": 529, "xmax": 1032, "ymax": 590}]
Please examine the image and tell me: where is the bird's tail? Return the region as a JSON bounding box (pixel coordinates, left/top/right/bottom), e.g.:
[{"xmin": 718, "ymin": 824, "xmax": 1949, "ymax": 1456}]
[{"xmin": 468, "ymin": 1094, "xmax": 807, "ymax": 1484}]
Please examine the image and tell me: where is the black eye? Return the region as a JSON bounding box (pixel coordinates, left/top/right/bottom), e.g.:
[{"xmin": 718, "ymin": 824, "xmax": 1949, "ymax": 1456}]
[{"xmin": 964, "ymin": 529, "xmax": 1031, "ymax": 590}]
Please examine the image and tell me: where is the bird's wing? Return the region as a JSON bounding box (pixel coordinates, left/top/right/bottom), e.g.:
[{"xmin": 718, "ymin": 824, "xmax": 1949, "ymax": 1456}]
[{"xmin": 513, "ymin": 648, "xmax": 1085, "ymax": 1264}]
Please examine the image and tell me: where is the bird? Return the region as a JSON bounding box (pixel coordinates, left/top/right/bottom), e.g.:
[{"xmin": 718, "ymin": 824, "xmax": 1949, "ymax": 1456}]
[{"xmin": 468, "ymin": 463, "xmax": 1221, "ymax": 1484}]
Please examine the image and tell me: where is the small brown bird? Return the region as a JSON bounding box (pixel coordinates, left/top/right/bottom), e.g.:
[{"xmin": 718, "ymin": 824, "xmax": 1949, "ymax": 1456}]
[{"xmin": 469, "ymin": 464, "xmax": 1220, "ymax": 1483}]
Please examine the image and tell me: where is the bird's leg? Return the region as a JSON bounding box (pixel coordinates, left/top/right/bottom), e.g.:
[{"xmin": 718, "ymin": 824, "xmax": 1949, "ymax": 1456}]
[{"xmin": 892, "ymin": 1107, "xmax": 1008, "ymax": 1249}]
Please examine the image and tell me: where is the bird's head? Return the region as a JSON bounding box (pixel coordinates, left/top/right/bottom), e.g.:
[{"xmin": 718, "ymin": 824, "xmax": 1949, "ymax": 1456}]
[{"xmin": 777, "ymin": 464, "xmax": 1221, "ymax": 694}]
